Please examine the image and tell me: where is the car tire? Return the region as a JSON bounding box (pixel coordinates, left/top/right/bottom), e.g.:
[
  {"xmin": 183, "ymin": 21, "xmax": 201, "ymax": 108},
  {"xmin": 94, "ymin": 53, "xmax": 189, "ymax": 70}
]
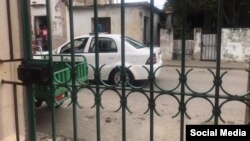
[{"xmin": 109, "ymin": 68, "xmax": 134, "ymax": 85}]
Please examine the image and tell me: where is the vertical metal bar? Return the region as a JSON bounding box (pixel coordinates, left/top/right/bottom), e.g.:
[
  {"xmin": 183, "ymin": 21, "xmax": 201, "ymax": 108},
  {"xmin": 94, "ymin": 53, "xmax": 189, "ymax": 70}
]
[
  {"xmin": 13, "ymin": 84, "xmax": 20, "ymax": 141},
  {"xmin": 180, "ymin": 0, "xmax": 187, "ymax": 141},
  {"xmin": 200, "ymin": 35, "xmax": 203, "ymax": 60},
  {"xmin": 214, "ymin": 34, "xmax": 217, "ymax": 60},
  {"xmin": 93, "ymin": 0, "xmax": 101, "ymax": 141},
  {"xmin": 209, "ymin": 34, "xmax": 211, "ymax": 60},
  {"xmin": 68, "ymin": 0, "xmax": 78, "ymax": 140},
  {"xmin": 26, "ymin": 85, "xmax": 36, "ymax": 141},
  {"xmin": 6, "ymin": 0, "xmax": 14, "ymax": 59},
  {"xmin": 120, "ymin": 0, "xmax": 126, "ymax": 141},
  {"xmin": 207, "ymin": 34, "xmax": 212, "ymax": 60},
  {"xmin": 21, "ymin": 0, "xmax": 32, "ymax": 60},
  {"xmin": 212, "ymin": 35, "xmax": 214, "ymax": 60},
  {"xmin": 45, "ymin": 0, "xmax": 56, "ymax": 140},
  {"xmin": 211, "ymin": 35, "xmax": 213, "ymax": 60},
  {"xmin": 214, "ymin": 0, "xmax": 223, "ymax": 125},
  {"xmin": 206, "ymin": 34, "xmax": 209, "ymax": 60},
  {"xmin": 45, "ymin": 1, "xmax": 53, "ymax": 59},
  {"xmin": 210, "ymin": 35, "xmax": 212, "ymax": 60},
  {"xmin": 212, "ymin": 35, "xmax": 213, "ymax": 60},
  {"xmin": 208, "ymin": 35, "xmax": 210, "ymax": 60},
  {"xmin": 21, "ymin": 0, "xmax": 36, "ymax": 140},
  {"xmin": 213, "ymin": 35, "xmax": 216, "ymax": 60},
  {"xmin": 149, "ymin": 1, "xmax": 155, "ymax": 141},
  {"xmin": 203, "ymin": 36, "xmax": 205, "ymax": 60},
  {"xmin": 205, "ymin": 37, "xmax": 207, "ymax": 60}
]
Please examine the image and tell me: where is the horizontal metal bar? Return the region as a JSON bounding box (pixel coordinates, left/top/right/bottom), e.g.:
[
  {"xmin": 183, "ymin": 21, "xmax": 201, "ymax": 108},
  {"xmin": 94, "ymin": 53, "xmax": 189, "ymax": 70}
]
[
  {"xmin": 0, "ymin": 58, "xmax": 23, "ymax": 63},
  {"xmin": 1, "ymin": 80, "xmax": 24, "ymax": 85}
]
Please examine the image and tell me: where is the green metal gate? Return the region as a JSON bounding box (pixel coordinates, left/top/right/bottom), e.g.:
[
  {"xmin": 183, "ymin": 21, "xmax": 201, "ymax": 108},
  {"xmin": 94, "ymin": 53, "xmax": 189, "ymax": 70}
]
[{"xmin": 5, "ymin": 0, "xmax": 250, "ymax": 141}]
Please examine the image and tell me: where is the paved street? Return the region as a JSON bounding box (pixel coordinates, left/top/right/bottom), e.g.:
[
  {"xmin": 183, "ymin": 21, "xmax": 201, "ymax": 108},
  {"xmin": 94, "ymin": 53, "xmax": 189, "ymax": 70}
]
[{"xmin": 35, "ymin": 64, "xmax": 249, "ymax": 141}]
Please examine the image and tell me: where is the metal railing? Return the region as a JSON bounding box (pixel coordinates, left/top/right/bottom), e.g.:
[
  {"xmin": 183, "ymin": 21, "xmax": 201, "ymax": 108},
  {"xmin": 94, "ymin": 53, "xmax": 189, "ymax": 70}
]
[{"xmin": 16, "ymin": 0, "xmax": 250, "ymax": 141}]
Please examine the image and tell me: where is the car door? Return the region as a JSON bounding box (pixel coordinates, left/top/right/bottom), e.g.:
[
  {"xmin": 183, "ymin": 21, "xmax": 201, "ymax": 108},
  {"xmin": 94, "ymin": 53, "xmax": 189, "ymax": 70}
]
[{"xmin": 84, "ymin": 37, "xmax": 120, "ymax": 80}]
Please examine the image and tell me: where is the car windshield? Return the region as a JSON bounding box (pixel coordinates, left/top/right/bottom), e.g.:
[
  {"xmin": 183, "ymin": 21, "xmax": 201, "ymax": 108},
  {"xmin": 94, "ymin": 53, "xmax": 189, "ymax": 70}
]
[
  {"xmin": 60, "ymin": 37, "xmax": 88, "ymax": 54},
  {"xmin": 124, "ymin": 37, "xmax": 145, "ymax": 49}
]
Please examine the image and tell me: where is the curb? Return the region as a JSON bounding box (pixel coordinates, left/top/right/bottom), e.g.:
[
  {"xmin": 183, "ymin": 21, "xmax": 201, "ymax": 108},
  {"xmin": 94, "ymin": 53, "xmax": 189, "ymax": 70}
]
[{"xmin": 162, "ymin": 61, "xmax": 249, "ymax": 70}]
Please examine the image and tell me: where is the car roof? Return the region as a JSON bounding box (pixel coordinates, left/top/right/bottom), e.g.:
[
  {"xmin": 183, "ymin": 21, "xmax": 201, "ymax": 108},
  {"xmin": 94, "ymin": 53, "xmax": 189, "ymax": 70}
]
[{"xmin": 75, "ymin": 33, "xmax": 121, "ymax": 39}]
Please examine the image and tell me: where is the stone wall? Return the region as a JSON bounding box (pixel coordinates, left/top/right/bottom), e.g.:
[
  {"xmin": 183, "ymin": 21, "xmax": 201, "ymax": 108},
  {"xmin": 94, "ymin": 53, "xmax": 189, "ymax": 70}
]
[
  {"xmin": 161, "ymin": 28, "xmax": 250, "ymax": 62},
  {"xmin": 221, "ymin": 28, "xmax": 250, "ymax": 62},
  {"xmin": 193, "ymin": 28, "xmax": 202, "ymax": 60},
  {"xmin": 160, "ymin": 29, "xmax": 173, "ymax": 61}
]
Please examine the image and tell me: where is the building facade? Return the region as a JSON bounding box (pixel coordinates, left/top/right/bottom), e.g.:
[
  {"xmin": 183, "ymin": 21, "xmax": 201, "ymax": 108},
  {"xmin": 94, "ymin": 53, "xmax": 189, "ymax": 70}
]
[
  {"xmin": 73, "ymin": 2, "xmax": 161, "ymax": 46},
  {"xmin": 30, "ymin": 1, "xmax": 162, "ymax": 49}
]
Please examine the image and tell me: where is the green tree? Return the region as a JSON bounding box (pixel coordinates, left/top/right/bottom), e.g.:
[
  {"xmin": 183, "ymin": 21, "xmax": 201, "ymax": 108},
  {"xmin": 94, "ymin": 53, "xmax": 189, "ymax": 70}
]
[
  {"xmin": 222, "ymin": 0, "xmax": 250, "ymax": 27},
  {"xmin": 164, "ymin": 0, "xmax": 250, "ymax": 38}
]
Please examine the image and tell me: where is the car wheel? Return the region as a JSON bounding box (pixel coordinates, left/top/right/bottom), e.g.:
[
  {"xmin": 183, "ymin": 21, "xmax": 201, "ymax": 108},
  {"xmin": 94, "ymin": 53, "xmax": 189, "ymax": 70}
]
[{"xmin": 109, "ymin": 69, "xmax": 134, "ymax": 85}]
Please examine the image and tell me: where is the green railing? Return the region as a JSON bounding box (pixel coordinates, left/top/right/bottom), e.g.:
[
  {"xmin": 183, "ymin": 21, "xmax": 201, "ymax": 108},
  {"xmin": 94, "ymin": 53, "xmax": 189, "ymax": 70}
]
[{"xmin": 18, "ymin": 0, "xmax": 250, "ymax": 141}]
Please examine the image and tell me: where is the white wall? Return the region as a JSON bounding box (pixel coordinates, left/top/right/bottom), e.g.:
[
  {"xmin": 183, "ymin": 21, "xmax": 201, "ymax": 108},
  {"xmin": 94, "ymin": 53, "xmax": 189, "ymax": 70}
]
[
  {"xmin": 0, "ymin": 0, "xmax": 26, "ymax": 140},
  {"xmin": 221, "ymin": 28, "xmax": 250, "ymax": 62},
  {"xmin": 176, "ymin": 28, "xmax": 250, "ymax": 62},
  {"xmin": 160, "ymin": 29, "xmax": 173, "ymax": 61},
  {"xmin": 193, "ymin": 28, "xmax": 202, "ymax": 60}
]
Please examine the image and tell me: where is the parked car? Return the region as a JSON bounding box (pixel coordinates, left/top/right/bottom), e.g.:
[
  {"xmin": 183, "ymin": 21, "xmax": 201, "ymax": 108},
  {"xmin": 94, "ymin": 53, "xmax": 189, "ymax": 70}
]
[{"xmin": 35, "ymin": 34, "xmax": 162, "ymax": 85}]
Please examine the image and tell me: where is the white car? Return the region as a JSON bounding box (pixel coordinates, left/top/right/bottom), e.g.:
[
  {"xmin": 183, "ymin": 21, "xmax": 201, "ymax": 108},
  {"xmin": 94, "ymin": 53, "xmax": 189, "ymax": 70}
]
[{"xmin": 37, "ymin": 34, "xmax": 162, "ymax": 85}]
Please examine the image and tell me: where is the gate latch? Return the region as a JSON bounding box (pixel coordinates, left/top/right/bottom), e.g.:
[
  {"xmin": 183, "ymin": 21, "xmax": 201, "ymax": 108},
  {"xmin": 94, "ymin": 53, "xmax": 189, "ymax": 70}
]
[{"xmin": 17, "ymin": 61, "xmax": 50, "ymax": 85}]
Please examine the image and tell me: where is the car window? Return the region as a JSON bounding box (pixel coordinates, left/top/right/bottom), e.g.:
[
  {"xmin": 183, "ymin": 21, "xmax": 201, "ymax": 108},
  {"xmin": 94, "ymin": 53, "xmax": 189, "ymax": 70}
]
[
  {"xmin": 89, "ymin": 37, "xmax": 117, "ymax": 53},
  {"xmin": 60, "ymin": 38, "xmax": 88, "ymax": 54},
  {"xmin": 124, "ymin": 37, "xmax": 145, "ymax": 49}
]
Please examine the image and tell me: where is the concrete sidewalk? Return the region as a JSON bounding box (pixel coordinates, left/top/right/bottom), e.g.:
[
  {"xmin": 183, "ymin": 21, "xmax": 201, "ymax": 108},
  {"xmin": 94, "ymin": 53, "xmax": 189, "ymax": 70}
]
[
  {"xmin": 163, "ymin": 60, "xmax": 249, "ymax": 70},
  {"xmin": 36, "ymin": 132, "xmax": 72, "ymax": 141}
]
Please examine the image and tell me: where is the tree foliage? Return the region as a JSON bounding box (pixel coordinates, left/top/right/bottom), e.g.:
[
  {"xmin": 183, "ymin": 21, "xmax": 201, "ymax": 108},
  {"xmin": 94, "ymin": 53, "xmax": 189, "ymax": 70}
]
[
  {"xmin": 164, "ymin": 0, "xmax": 250, "ymax": 38},
  {"xmin": 164, "ymin": 0, "xmax": 217, "ymax": 12}
]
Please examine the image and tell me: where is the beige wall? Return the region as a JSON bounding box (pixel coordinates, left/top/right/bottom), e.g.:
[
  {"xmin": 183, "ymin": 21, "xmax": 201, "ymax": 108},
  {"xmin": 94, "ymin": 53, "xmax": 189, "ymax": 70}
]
[
  {"xmin": 0, "ymin": 0, "xmax": 26, "ymax": 140},
  {"xmin": 160, "ymin": 29, "xmax": 173, "ymax": 61},
  {"xmin": 73, "ymin": 6, "xmax": 142, "ymax": 41},
  {"xmin": 73, "ymin": 5, "xmax": 160, "ymax": 45},
  {"xmin": 50, "ymin": 1, "xmax": 68, "ymax": 48}
]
